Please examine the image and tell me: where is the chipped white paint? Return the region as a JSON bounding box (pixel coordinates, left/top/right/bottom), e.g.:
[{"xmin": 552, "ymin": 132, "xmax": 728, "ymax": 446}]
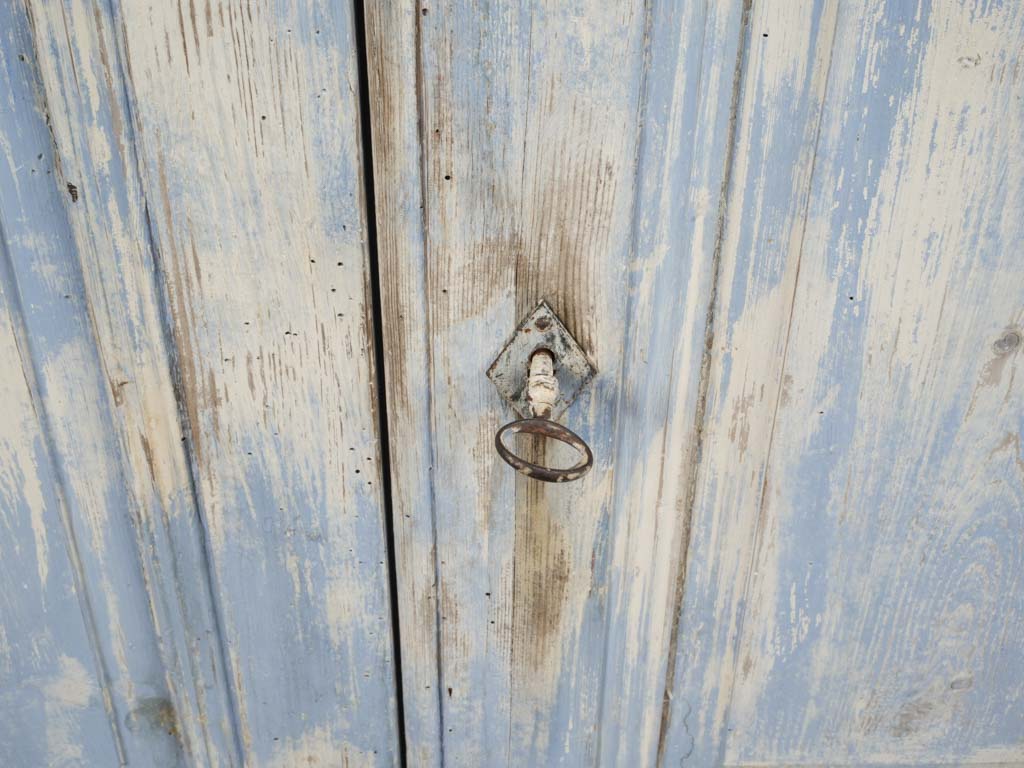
[
  {"xmin": 3, "ymin": 0, "xmax": 1022, "ymax": 765},
  {"xmin": 665, "ymin": 1, "xmax": 1024, "ymax": 765},
  {"xmin": 9, "ymin": 0, "xmax": 399, "ymax": 764},
  {"xmin": 367, "ymin": 1, "xmax": 745, "ymax": 765},
  {"xmin": 526, "ymin": 350, "xmax": 557, "ymax": 419}
]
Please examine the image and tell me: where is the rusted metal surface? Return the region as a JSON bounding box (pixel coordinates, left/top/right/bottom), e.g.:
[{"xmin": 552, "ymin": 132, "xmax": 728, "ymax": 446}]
[
  {"xmin": 494, "ymin": 418, "xmax": 594, "ymax": 483},
  {"xmin": 495, "ymin": 348, "xmax": 594, "ymax": 483},
  {"xmin": 491, "ymin": 308, "xmax": 594, "ymax": 483},
  {"xmin": 487, "ymin": 300, "xmax": 596, "ymax": 420}
]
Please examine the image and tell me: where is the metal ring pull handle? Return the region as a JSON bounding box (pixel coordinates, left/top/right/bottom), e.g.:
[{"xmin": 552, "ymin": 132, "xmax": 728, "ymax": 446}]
[
  {"xmin": 494, "ymin": 349, "xmax": 594, "ymax": 483},
  {"xmin": 495, "ymin": 418, "xmax": 593, "ymax": 483}
]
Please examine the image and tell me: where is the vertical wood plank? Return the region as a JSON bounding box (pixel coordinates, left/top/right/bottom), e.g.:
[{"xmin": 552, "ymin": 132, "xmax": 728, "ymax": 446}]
[
  {"xmin": 367, "ymin": 2, "xmax": 745, "ymax": 765},
  {"xmin": 662, "ymin": 1, "xmax": 841, "ymax": 763},
  {"xmin": 1, "ymin": 3, "xmax": 192, "ymax": 764},
  {"xmin": 597, "ymin": 2, "xmax": 748, "ymax": 766},
  {"xmin": 664, "ymin": 0, "xmax": 1024, "ymax": 765},
  {"xmin": 24, "ymin": 0, "xmax": 244, "ymax": 762},
  {"xmin": 364, "ymin": 4, "xmax": 443, "ymax": 765},
  {"xmin": 25, "ymin": 0, "xmax": 399, "ymax": 764},
  {"xmin": 0, "ymin": 263, "xmax": 123, "ymax": 768},
  {"xmin": 110, "ymin": 0, "xmax": 398, "ymax": 763},
  {"xmin": 0, "ymin": 42, "xmax": 124, "ymax": 753}
]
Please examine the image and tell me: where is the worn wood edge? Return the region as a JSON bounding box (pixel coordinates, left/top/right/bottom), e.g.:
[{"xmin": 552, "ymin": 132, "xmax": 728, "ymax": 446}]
[
  {"xmin": 364, "ymin": 3, "xmax": 444, "ymax": 765},
  {"xmin": 0, "ymin": 221, "xmax": 129, "ymax": 765},
  {"xmin": 660, "ymin": 0, "xmax": 844, "ymax": 764},
  {"xmin": 22, "ymin": 1, "xmax": 243, "ymax": 763},
  {"xmin": 0, "ymin": 10, "xmax": 129, "ymax": 763},
  {"xmin": 105, "ymin": 0, "xmax": 400, "ymax": 762}
]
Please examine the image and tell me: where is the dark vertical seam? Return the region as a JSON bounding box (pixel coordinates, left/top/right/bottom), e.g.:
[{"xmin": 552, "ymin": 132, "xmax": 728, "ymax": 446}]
[
  {"xmin": 0, "ymin": 219, "xmax": 128, "ymax": 766},
  {"xmin": 591, "ymin": 0, "xmax": 655, "ymax": 764},
  {"xmin": 412, "ymin": 1, "xmax": 447, "ymax": 764},
  {"xmin": 352, "ymin": 2, "xmax": 408, "ymax": 765},
  {"xmin": 701, "ymin": 2, "xmax": 843, "ymax": 766},
  {"xmin": 99, "ymin": 0, "xmax": 246, "ymax": 763},
  {"xmin": 655, "ymin": 0, "xmax": 754, "ymax": 765}
]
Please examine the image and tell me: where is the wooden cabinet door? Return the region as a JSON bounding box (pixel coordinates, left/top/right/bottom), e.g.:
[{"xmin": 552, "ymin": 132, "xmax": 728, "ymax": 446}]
[
  {"xmin": 367, "ymin": 1, "xmax": 1024, "ymax": 767},
  {"xmin": 3, "ymin": 1, "xmax": 398, "ymax": 765},
  {"xmin": 3, "ymin": 0, "xmax": 1022, "ymax": 766},
  {"xmin": 366, "ymin": 2, "xmax": 744, "ymax": 765},
  {"xmin": 665, "ymin": 2, "xmax": 1024, "ymax": 765}
]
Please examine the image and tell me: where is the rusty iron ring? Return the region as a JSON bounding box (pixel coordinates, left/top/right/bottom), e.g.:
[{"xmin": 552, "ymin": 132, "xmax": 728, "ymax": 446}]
[{"xmin": 494, "ymin": 417, "xmax": 593, "ymax": 483}]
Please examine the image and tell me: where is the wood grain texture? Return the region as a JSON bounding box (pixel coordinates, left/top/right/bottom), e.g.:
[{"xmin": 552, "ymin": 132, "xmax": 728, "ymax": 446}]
[
  {"xmin": 112, "ymin": 0, "xmax": 399, "ymax": 763},
  {"xmin": 364, "ymin": 4, "xmax": 442, "ymax": 765},
  {"xmin": 0, "ymin": 266, "xmax": 124, "ymax": 768},
  {"xmin": 665, "ymin": 0, "xmax": 1024, "ymax": 765},
  {"xmin": 366, "ymin": 2, "xmax": 743, "ymax": 765},
  {"xmin": 24, "ymin": 0, "xmax": 399, "ymax": 764},
  {"xmin": 23, "ymin": 0, "xmax": 244, "ymax": 762},
  {"xmin": 1, "ymin": 4, "xmax": 187, "ymax": 764}
]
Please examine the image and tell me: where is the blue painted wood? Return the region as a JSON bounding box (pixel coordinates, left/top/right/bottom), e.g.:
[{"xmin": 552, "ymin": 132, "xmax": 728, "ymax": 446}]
[
  {"xmin": 664, "ymin": 0, "xmax": 1024, "ymax": 765},
  {"xmin": 597, "ymin": 2, "xmax": 748, "ymax": 765},
  {"xmin": 0, "ymin": 5, "xmax": 186, "ymax": 764},
  {"xmin": 5, "ymin": 0, "xmax": 1021, "ymax": 765},
  {"xmin": 366, "ymin": 1, "xmax": 741, "ymax": 765},
  {"xmin": 369, "ymin": 2, "xmax": 656, "ymax": 763},
  {"xmin": 0, "ymin": 277, "xmax": 124, "ymax": 768},
  {"xmin": 22, "ymin": 0, "xmax": 400, "ymax": 764},
  {"xmin": 372, "ymin": 0, "xmax": 1024, "ymax": 766},
  {"xmin": 5, "ymin": 0, "xmax": 398, "ymax": 763}
]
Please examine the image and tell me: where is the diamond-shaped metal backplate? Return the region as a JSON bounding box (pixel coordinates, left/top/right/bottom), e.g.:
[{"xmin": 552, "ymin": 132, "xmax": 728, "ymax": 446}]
[{"xmin": 487, "ymin": 300, "xmax": 596, "ymax": 419}]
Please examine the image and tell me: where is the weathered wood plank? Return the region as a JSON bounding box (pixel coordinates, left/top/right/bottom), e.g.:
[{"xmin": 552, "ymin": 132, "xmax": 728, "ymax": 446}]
[
  {"xmin": 106, "ymin": 0, "xmax": 398, "ymax": 763},
  {"xmin": 0, "ymin": 265, "xmax": 123, "ymax": 768},
  {"xmin": 661, "ymin": 1, "xmax": 840, "ymax": 763},
  {"xmin": 665, "ymin": 0, "xmax": 1024, "ymax": 764},
  {"xmin": 25, "ymin": 0, "xmax": 399, "ymax": 764},
  {"xmin": 367, "ymin": 2, "xmax": 744, "ymax": 764},
  {"xmin": 23, "ymin": 0, "xmax": 244, "ymax": 762},
  {"xmin": 363, "ymin": 4, "xmax": 443, "ymax": 765},
  {"xmin": 597, "ymin": 2, "xmax": 748, "ymax": 766},
  {"xmin": 1, "ymin": 4, "xmax": 190, "ymax": 763}
]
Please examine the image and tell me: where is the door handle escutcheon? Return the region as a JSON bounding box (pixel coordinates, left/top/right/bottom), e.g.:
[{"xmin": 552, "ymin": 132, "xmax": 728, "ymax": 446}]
[{"xmin": 487, "ymin": 301, "xmax": 596, "ymax": 484}]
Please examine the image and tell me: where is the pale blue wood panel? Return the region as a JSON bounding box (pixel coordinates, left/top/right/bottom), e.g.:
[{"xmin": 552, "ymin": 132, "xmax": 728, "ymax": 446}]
[
  {"xmin": 24, "ymin": 0, "xmax": 401, "ymax": 764},
  {"xmin": 665, "ymin": 0, "xmax": 1024, "ymax": 765},
  {"xmin": 661, "ymin": 1, "xmax": 838, "ymax": 763},
  {"xmin": 0, "ymin": 4, "xmax": 188, "ymax": 764},
  {"xmin": 0, "ymin": 266, "xmax": 122, "ymax": 768},
  {"xmin": 367, "ymin": 1, "xmax": 745, "ymax": 765},
  {"xmin": 596, "ymin": 2, "xmax": 748, "ymax": 766},
  {"xmin": 363, "ymin": 5, "xmax": 444, "ymax": 765},
  {"xmin": 20, "ymin": 0, "xmax": 245, "ymax": 763},
  {"xmin": 375, "ymin": 2, "xmax": 655, "ymax": 764}
]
